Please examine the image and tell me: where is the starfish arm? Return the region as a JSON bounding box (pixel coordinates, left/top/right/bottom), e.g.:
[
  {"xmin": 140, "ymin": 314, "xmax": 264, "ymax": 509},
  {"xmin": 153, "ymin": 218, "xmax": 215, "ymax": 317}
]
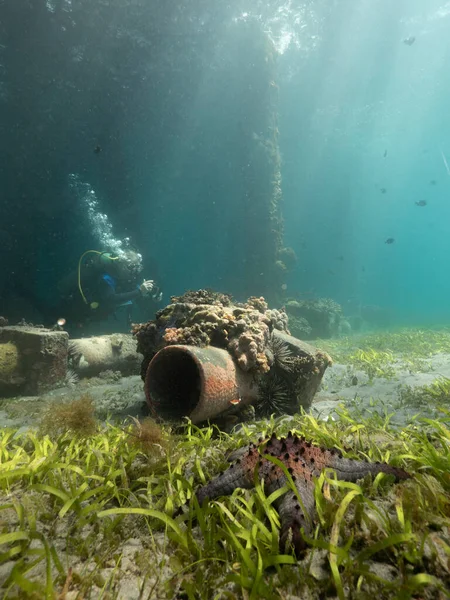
[
  {"xmin": 316, "ymin": 450, "xmax": 410, "ymax": 483},
  {"xmin": 195, "ymin": 463, "xmax": 255, "ymax": 505},
  {"xmin": 277, "ymin": 479, "xmax": 316, "ymax": 554}
]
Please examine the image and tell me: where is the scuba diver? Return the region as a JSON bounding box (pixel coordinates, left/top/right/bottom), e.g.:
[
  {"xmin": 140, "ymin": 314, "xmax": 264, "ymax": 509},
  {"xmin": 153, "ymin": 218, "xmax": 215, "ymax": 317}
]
[{"xmin": 57, "ymin": 249, "xmax": 162, "ymax": 332}]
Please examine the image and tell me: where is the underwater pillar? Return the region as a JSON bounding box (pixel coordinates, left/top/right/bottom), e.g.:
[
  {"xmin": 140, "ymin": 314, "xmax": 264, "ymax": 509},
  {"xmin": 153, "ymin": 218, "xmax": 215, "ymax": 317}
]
[
  {"xmin": 233, "ymin": 22, "xmax": 284, "ymax": 303},
  {"xmin": 144, "ymin": 345, "xmax": 258, "ymax": 424}
]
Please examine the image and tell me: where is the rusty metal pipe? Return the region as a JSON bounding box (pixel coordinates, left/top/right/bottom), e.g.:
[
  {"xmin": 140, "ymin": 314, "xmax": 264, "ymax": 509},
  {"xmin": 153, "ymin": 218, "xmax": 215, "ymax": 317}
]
[{"xmin": 145, "ymin": 345, "xmax": 258, "ymax": 424}]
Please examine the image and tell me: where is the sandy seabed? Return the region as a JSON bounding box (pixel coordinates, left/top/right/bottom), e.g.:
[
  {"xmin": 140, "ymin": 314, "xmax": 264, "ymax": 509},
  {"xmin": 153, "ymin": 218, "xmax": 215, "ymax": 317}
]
[{"xmin": 1, "ymin": 350, "xmax": 449, "ymax": 431}]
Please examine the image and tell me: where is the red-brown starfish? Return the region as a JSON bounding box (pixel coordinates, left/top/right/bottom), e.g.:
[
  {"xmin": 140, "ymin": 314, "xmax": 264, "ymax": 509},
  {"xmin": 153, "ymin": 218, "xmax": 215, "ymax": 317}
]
[{"xmin": 194, "ymin": 432, "xmax": 411, "ymax": 554}]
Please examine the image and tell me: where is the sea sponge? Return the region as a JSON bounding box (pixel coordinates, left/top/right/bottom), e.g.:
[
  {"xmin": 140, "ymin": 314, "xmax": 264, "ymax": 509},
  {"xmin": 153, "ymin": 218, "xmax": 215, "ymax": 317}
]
[
  {"xmin": 0, "ymin": 342, "xmax": 19, "ymax": 382},
  {"xmin": 170, "ymin": 289, "xmax": 233, "ymax": 306},
  {"xmin": 245, "ymin": 296, "xmax": 268, "ymax": 312},
  {"xmin": 134, "ymin": 291, "xmax": 290, "ymax": 375}
]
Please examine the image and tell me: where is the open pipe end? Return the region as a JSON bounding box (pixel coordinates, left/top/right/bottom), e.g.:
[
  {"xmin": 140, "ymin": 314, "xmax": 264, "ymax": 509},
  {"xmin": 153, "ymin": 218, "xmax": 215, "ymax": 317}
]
[{"xmin": 145, "ymin": 346, "xmax": 202, "ymax": 421}]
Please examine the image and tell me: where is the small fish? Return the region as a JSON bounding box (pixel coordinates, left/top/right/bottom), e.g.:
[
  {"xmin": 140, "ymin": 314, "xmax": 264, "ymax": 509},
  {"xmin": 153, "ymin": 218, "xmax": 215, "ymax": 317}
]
[
  {"xmin": 362, "ymin": 266, "xmax": 366, "ymax": 272},
  {"xmin": 327, "ymin": 269, "xmax": 335, "ymax": 276},
  {"xmin": 385, "ymin": 238, "xmax": 395, "ymax": 244},
  {"xmin": 336, "ymin": 255, "xmax": 344, "ymax": 261},
  {"xmin": 403, "ymin": 36, "xmax": 415, "ymax": 46},
  {"xmin": 415, "ymin": 200, "xmax": 427, "ymax": 207},
  {"xmin": 430, "ymin": 180, "xmax": 437, "ymax": 185},
  {"xmin": 351, "ymin": 375, "xmax": 358, "ymax": 386},
  {"xmin": 94, "ymin": 145, "xmax": 102, "ymax": 154},
  {"xmin": 383, "ymin": 150, "xmax": 387, "ymax": 158},
  {"xmin": 229, "ymin": 397, "xmax": 241, "ymax": 406},
  {"xmin": 380, "ymin": 188, "xmax": 387, "ymax": 194},
  {"xmin": 53, "ymin": 317, "xmax": 67, "ymax": 331}
]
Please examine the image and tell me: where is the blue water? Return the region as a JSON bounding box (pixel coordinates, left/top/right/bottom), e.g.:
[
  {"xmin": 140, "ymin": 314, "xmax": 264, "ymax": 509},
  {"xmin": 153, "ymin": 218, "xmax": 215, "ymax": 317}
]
[
  {"xmin": 280, "ymin": 0, "xmax": 450, "ymax": 326},
  {"xmin": 1, "ymin": 0, "xmax": 450, "ymax": 331}
]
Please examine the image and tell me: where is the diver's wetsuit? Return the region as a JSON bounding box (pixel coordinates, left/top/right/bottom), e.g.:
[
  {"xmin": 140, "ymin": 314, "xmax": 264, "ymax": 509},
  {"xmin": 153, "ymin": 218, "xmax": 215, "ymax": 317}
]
[
  {"xmin": 97, "ymin": 273, "xmax": 141, "ymax": 308},
  {"xmin": 60, "ymin": 271, "xmax": 141, "ymax": 331}
]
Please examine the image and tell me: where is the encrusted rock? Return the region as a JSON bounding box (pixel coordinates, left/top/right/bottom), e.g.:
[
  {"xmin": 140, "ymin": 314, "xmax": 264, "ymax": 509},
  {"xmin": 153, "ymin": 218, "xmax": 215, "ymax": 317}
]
[
  {"xmin": 69, "ymin": 334, "xmax": 142, "ymax": 378},
  {"xmin": 285, "ymin": 298, "xmax": 342, "ymax": 339},
  {"xmin": 133, "ymin": 290, "xmax": 290, "ymax": 377},
  {"xmin": 134, "ymin": 289, "xmax": 332, "ymax": 418}
]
